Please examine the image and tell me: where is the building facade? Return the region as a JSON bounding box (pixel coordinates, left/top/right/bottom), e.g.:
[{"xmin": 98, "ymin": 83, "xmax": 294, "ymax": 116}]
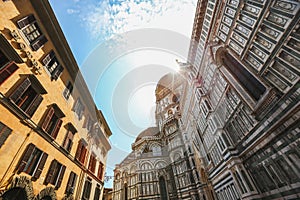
[
  {"xmin": 0, "ymin": 0, "xmax": 111, "ymax": 199},
  {"xmin": 112, "ymin": 73, "xmax": 203, "ymax": 200},
  {"xmin": 181, "ymin": 0, "xmax": 300, "ymax": 199}
]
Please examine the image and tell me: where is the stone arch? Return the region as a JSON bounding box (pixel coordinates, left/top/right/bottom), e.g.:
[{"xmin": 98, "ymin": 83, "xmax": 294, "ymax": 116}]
[
  {"xmin": 36, "ymin": 187, "xmax": 57, "ymax": 200},
  {"xmin": 154, "ymin": 160, "xmax": 167, "ymax": 169},
  {"xmin": 214, "ymin": 46, "xmax": 227, "ymax": 67},
  {"xmin": 170, "ymin": 151, "xmax": 182, "ymax": 162},
  {"xmin": 1, "ymin": 175, "xmax": 35, "ymax": 200},
  {"xmin": 129, "ymin": 164, "xmax": 137, "ymax": 174},
  {"xmin": 140, "ymin": 161, "xmax": 153, "ymax": 170}
]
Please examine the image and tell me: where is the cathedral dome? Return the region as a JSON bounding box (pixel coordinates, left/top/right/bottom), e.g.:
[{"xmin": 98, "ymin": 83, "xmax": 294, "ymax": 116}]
[{"xmin": 135, "ymin": 127, "xmax": 159, "ymax": 142}]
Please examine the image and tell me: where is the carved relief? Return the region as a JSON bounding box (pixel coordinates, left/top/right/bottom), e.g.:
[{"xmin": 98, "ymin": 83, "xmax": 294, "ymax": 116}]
[
  {"xmin": 251, "ymin": 46, "xmax": 266, "ymax": 60},
  {"xmin": 236, "ymin": 24, "xmax": 250, "ymax": 36},
  {"xmin": 287, "ymin": 39, "xmax": 300, "ymax": 52},
  {"xmin": 264, "ymin": 71, "xmax": 288, "ymax": 91},
  {"xmin": 220, "ymin": 24, "xmax": 230, "ymax": 34},
  {"xmin": 240, "ymin": 15, "xmax": 255, "ymax": 26},
  {"xmin": 255, "ymin": 36, "xmax": 272, "ymax": 50},
  {"xmin": 229, "ymin": 41, "xmax": 243, "ymax": 55},
  {"xmin": 275, "ymin": 1, "xmax": 297, "ymax": 11},
  {"xmin": 261, "ymin": 25, "xmax": 280, "ymax": 39},
  {"xmin": 267, "ymin": 13, "xmax": 287, "ymax": 27},
  {"xmin": 223, "ymin": 16, "xmax": 233, "ymax": 26},
  {"xmin": 226, "ymin": 7, "xmax": 236, "ymax": 17},
  {"xmin": 272, "ymin": 61, "xmax": 297, "ymax": 82},
  {"xmin": 245, "ymin": 54, "xmax": 261, "ymax": 69},
  {"xmin": 279, "ymin": 51, "xmax": 300, "ymax": 69},
  {"xmin": 233, "ymin": 32, "xmax": 246, "ymax": 46},
  {"xmin": 244, "ymin": 5, "xmax": 260, "ymax": 15},
  {"xmin": 228, "ymin": 0, "xmax": 239, "ymax": 8}
]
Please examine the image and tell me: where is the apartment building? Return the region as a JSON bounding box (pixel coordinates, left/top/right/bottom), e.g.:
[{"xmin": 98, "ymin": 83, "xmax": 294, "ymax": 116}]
[{"xmin": 0, "ymin": 0, "xmax": 111, "ymax": 199}]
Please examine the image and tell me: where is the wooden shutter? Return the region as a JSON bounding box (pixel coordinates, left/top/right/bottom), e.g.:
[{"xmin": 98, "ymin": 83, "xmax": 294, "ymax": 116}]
[
  {"xmin": 0, "ymin": 62, "xmax": 19, "ymax": 85},
  {"xmin": 55, "ymin": 165, "xmax": 66, "ymax": 189},
  {"xmin": 44, "ymin": 160, "xmax": 57, "ymax": 185},
  {"xmin": 32, "ymin": 152, "xmax": 48, "ymax": 180},
  {"xmin": 80, "ymin": 146, "xmax": 87, "ymax": 164},
  {"xmin": 41, "ymin": 107, "xmax": 54, "ymax": 131},
  {"xmin": 17, "ymin": 143, "xmax": 35, "ymax": 173},
  {"xmin": 17, "ymin": 14, "xmax": 36, "ymax": 29},
  {"xmin": 31, "ymin": 35, "xmax": 47, "ymax": 51},
  {"xmin": 75, "ymin": 141, "xmax": 83, "ymax": 160},
  {"xmin": 25, "ymin": 94, "xmax": 43, "ymax": 117},
  {"xmin": 51, "ymin": 119, "xmax": 62, "ymax": 139},
  {"xmin": 10, "ymin": 78, "xmax": 31, "ymax": 103}
]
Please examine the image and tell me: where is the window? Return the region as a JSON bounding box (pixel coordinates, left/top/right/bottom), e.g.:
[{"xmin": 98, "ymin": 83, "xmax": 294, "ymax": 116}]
[
  {"xmin": 44, "ymin": 159, "xmax": 66, "ymax": 189},
  {"xmin": 9, "ymin": 76, "xmax": 46, "ymax": 117},
  {"xmin": 62, "ymin": 123, "xmax": 77, "ymax": 152},
  {"xmin": 17, "ymin": 14, "xmax": 47, "ymax": 51},
  {"xmin": 16, "ymin": 143, "xmax": 48, "ymax": 180},
  {"xmin": 0, "ymin": 50, "xmax": 18, "ymax": 85},
  {"xmin": 82, "ymin": 178, "xmax": 92, "ymax": 200},
  {"xmin": 75, "ymin": 139, "xmax": 87, "ymax": 164},
  {"xmin": 41, "ymin": 105, "xmax": 64, "ymax": 139},
  {"xmin": 93, "ymin": 184, "xmax": 101, "ymax": 200},
  {"xmin": 83, "ymin": 116, "xmax": 94, "ymax": 132},
  {"xmin": 63, "ymin": 81, "xmax": 73, "ymax": 100},
  {"xmin": 65, "ymin": 171, "xmax": 78, "ymax": 195},
  {"xmin": 88, "ymin": 154, "xmax": 97, "ymax": 173},
  {"xmin": 98, "ymin": 162, "xmax": 104, "ymax": 180},
  {"xmin": 42, "ymin": 50, "xmax": 64, "ymax": 80},
  {"xmin": 0, "ymin": 122, "xmax": 12, "ymax": 148},
  {"xmin": 72, "ymin": 98, "xmax": 85, "ymax": 120}
]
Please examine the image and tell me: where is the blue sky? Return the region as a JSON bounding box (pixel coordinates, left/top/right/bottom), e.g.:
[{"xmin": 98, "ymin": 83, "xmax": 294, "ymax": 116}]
[{"xmin": 49, "ymin": 0, "xmax": 197, "ymax": 188}]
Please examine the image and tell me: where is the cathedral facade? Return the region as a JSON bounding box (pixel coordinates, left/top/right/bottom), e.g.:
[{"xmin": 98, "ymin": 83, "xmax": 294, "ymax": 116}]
[
  {"xmin": 180, "ymin": 0, "xmax": 300, "ymax": 199},
  {"xmin": 112, "ymin": 74, "xmax": 201, "ymax": 200}
]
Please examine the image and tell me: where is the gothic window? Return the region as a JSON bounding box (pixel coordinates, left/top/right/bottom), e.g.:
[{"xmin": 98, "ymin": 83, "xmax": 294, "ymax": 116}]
[
  {"xmin": 16, "ymin": 143, "xmax": 48, "ymax": 180},
  {"xmin": 44, "ymin": 159, "xmax": 66, "ymax": 189},
  {"xmin": 0, "ymin": 50, "xmax": 18, "ymax": 85},
  {"xmin": 17, "ymin": 14, "xmax": 47, "ymax": 51},
  {"xmin": 0, "ymin": 121, "xmax": 12, "ymax": 148},
  {"xmin": 41, "ymin": 104, "xmax": 64, "ymax": 139},
  {"xmin": 65, "ymin": 171, "xmax": 78, "ymax": 195},
  {"xmin": 9, "ymin": 75, "xmax": 46, "ymax": 117},
  {"xmin": 42, "ymin": 50, "xmax": 64, "ymax": 81}
]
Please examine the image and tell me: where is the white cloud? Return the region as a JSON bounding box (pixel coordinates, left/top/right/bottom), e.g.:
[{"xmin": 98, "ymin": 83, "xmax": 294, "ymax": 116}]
[
  {"xmin": 78, "ymin": 0, "xmax": 197, "ymax": 40},
  {"xmin": 67, "ymin": 8, "xmax": 79, "ymax": 14}
]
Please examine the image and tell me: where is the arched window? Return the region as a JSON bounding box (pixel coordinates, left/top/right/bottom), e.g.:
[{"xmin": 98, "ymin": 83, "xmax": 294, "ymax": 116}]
[{"xmin": 159, "ymin": 176, "xmax": 168, "ymax": 200}]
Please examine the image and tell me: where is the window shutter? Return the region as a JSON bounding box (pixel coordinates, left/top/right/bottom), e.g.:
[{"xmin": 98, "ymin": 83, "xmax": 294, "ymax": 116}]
[
  {"xmin": 0, "ymin": 62, "xmax": 19, "ymax": 85},
  {"xmin": 55, "ymin": 165, "xmax": 66, "ymax": 189},
  {"xmin": 31, "ymin": 35, "xmax": 47, "ymax": 51},
  {"xmin": 10, "ymin": 78, "xmax": 31, "ymax": 103},
  {"xmin": 17, "ymin": 143, "xmax": 35, "ymax": 173},
  {"xmin": 25, "ymin": 94, "xmax": 43, "ymax": 117},
  {"xmin": 75, "ymin": 141, "xmax": 83, "ymax": 160},
  {"xmin": 80, "ymin": 147, "xmax": 87, "ymax": 164},
  {"xmin": 32, "ymin": 152, "xmax": 48, "ymax": 180},
  {"xmin": 44, "ymin": 160, "xmax": 57, "ymax": 185},
  {"xmin": 0, "ymin": 126, "xmax": 12, "ymax": 148},
  {"xmin": 42, "ymin": 107, "xmax": 54, "ymax": 131},
  {"xmin": 52, "ymin": 65, "xmax": 64, "ymax": 81},
  {"xmin": 51, "ymin": 119, "xmax": 62, "ymax": 139},
  {"xmin": 17, "ymin": 14, "xmax": 36, "ymax": 29}
]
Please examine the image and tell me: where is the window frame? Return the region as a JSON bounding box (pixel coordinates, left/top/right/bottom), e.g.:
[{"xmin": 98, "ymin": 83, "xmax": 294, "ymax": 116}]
[
  {"xmin": 0, "ymin": 121, "xmax": 12, "ymax": 148},
  {"xmin": 41, "ymin": 106, "xmax": 64, "ymax": 139},
  {"xmin": 42, "ymin": 50, "xmax": 64, "ymax": 81},
  {"xmin": 17, "ymin": 14, "xmax": 47, "ymax": 51},
  {"xmin": 44, "ymin": 159, "xmax": 66, "ymax": 189}
]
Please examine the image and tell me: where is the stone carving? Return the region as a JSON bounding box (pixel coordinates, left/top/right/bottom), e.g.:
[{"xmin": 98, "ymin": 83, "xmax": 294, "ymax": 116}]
[
  {"xmin": 36, "ymin": 187, "xmax": 57, "ymax": 200},
  {"xmin": 268, "ymin": 13, "xmax": 287, "ymax": 27},
  {"xmin": 275, "ymin": 1, "xmax": 297, "ymax": 11},
  {"xmin": 3, "ymin": 175, "xmax": 35, "ymax": 200}
]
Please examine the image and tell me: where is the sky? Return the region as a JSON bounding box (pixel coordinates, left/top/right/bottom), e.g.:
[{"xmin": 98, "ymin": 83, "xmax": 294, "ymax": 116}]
[{"xmin": 49, "ymin": 0, "xmax": 197, "ymax": 188}]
